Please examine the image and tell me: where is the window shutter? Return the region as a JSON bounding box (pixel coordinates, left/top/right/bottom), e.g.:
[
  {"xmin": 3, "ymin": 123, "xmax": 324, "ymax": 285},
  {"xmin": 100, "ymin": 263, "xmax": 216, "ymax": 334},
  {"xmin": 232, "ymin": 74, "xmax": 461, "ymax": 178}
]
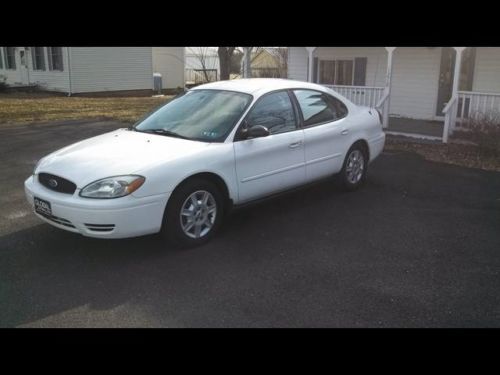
[
  {"xmin": 353, "ymin": 57, "xmax": 367, "ymax": 86},
  {"xmin": 313, "ymin": 57, "xmax": 319, "ymax": 83}
]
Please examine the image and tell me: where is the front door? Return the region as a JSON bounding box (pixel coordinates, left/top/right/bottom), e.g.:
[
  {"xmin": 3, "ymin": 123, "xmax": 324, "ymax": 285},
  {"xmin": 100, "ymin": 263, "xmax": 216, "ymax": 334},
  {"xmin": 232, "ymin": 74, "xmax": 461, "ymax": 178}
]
[
  {"xmin": 436, "ymin": 47, "xmax": 455, "ymax": 116},
  {"xmin": 18, "ymin": 49, "xmax": 29, "ymax": 85},
  {"xmin": 436, "ymin": 47, "xmax": 476, "ymax": 116},
  {"xmin": 233, "ymin": 90, "xmax": 306, "ymax": 203}
]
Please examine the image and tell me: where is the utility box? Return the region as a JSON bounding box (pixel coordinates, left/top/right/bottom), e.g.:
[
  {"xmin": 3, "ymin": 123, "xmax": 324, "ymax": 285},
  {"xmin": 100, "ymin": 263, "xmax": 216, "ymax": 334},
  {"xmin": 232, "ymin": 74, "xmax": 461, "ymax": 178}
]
[{"xmin": 153, "ymin": 73, "xmax": 163, "ymax": 94}]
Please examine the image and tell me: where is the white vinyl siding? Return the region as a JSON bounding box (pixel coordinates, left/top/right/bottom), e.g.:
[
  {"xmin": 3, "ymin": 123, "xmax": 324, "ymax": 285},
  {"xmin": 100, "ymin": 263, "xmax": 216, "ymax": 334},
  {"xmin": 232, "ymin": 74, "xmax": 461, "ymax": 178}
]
[
  {"xmin": 289, "ymin": 47, "xmax": 442, "ymax": 120},
  {"xmin": 69, "ymin": 47, "xmax": 153, "ymax": 93},
  {"xmin": 288, "ymin": 47, "xmax": 387, "ymax": 87},
  {"xmin": 152, "ymin": 47, "xmax": 185, "ymax": 89},
  {"xmin": 472, "ymin": 47, "xmax": 500, "ymax": 93},
  {"xmin": 28, "ymin": 47, "xmax": 70, "ymax": 92},
  {"xmin": 287, "ymin": 47, "xmax": 308, "ymax": 82},
  {"xmin": 389, "ymin": 47, "xmax": 442, "ymax": 120},
  {"xmin": 314, "ymin": 47, "xmax": 387, "ymax": 87}
]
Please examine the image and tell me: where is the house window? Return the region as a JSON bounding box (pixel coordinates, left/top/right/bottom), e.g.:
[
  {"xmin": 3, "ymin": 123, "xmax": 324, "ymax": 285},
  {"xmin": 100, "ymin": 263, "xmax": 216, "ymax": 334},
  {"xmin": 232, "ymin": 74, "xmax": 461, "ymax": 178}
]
[
  {"xmin": 3, "ymin": 47, "xmax": 16, "ymax": 70},
  {"xmin": 320, "ymin": 60, "xmax": 353, "ymax": 85},
  {"xmin": 48, "ymin": 47, "xmax": 63, "ymax": 71},
  {"xmin": 319, "ymin": 58, "xmax": 368, "ymax": 86},
  {"xmin": 32, "ymin": 47, "xmax": 46, "ymax": 70}
]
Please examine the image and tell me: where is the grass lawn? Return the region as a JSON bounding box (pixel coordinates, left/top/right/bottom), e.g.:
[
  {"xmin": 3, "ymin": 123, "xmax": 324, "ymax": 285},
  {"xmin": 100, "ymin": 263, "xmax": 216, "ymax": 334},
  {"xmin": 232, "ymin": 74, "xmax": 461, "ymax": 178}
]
[{"xmin": 0, "ymin": 92, "xmax": 173, "ymax": 125}]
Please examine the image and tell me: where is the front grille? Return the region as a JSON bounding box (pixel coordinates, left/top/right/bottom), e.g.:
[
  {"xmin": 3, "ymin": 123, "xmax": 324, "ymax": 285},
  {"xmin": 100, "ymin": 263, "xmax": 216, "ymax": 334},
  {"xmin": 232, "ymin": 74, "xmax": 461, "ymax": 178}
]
[
  {"xmin": 39, "ymin": 173, "xmax": 77, "ymax": 194},
  {"xmin": 37, "ymin": 212, "xmax": 76, "ymax": 228},
  {"xmin": 84, "ymin": 223, "xmax": 115, "ymax": 232}
]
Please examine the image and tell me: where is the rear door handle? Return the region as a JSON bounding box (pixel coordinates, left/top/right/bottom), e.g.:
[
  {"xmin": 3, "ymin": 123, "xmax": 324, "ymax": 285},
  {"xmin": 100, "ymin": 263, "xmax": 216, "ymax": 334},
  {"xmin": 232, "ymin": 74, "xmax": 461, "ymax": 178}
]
[
  {"xmin": 341, "ymin": 129, "xmax": 349, "ymax": 135},
  {"xmin": 289, "ymin": 140, "xmax": 303, "ymax": 149}
]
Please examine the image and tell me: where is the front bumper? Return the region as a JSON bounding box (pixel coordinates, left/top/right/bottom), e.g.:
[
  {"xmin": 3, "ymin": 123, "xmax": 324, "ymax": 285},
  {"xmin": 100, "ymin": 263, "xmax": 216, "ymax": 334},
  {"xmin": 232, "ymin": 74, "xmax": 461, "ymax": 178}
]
[{"xmin": 24, "ymin": 175, "xmax": 171, "ymax": 239}]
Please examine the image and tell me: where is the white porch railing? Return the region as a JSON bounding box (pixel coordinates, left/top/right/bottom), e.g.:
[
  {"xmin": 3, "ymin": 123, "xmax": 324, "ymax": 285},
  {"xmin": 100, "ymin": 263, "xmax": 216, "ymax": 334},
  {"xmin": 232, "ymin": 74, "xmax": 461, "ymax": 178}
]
[
  {"xmin": 323, "ymin": 84, "xmax": 385, "ymax": 108},
  {"xmin": 443, "ymin": 90, "xmax": 500, "ymax": 142},
  {"xmin": 324, "ymin": 84, "xmax": 389, "ymax": 127},
  {"xmin": 456, "ymin": 91, "xmax": 500, "ymax": 126}
]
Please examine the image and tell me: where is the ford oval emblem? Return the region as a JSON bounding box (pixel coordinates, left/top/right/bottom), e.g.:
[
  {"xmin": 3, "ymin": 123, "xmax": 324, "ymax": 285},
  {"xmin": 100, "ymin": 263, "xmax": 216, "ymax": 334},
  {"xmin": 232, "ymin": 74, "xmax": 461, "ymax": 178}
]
[{"xmin": 48, "ymin": 179, "xmax": 58, "ymax": 188}]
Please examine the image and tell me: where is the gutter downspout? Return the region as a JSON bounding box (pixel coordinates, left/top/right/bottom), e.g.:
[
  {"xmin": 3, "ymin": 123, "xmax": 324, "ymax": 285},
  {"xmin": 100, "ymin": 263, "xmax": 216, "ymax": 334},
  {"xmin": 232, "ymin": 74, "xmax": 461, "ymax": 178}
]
[{"xmin": 67, "ymin": 47, "xmax": 72, "ymax": 96}]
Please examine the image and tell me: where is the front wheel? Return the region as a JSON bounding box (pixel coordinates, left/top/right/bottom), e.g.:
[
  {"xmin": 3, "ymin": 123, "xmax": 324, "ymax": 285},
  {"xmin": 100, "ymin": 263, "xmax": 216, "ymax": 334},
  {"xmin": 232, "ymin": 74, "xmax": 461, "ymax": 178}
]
[
  {"xmin": 161, "ymin": 178, "xmax": 224, "ymax": 248},
  {"xmin": 339, "ymin": 145, "xmax": 368, "ymax": 191}
]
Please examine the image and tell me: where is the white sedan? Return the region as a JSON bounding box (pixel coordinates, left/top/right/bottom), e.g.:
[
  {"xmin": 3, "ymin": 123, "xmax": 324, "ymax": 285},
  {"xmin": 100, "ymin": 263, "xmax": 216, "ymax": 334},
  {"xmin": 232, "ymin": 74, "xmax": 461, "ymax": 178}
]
[{"xmin": 25, "ymin": 79, "xmax": 385, "ymax": 247}]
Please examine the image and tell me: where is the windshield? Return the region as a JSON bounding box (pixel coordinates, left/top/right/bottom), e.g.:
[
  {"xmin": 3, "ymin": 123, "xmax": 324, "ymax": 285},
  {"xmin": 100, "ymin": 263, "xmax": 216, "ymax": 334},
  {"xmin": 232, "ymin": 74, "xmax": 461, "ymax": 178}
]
[{"xmin": 134, "ymin": 89, "xmax": 253, "ymax": 142}]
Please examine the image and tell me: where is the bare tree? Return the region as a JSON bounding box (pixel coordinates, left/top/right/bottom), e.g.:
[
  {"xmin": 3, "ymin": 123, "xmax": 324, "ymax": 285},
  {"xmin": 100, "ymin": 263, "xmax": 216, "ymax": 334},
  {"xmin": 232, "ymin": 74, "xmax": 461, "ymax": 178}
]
[
  {"xmin": 269, "ymin": 47, "xmax": 288, "ymax": 78},
  {"xmin": 186, "ymin": 47, "xmax": 218, "ymax": 83},
  {"xmin": 218, "ymin": 47, "xmax": 236, "ymax": 80}
]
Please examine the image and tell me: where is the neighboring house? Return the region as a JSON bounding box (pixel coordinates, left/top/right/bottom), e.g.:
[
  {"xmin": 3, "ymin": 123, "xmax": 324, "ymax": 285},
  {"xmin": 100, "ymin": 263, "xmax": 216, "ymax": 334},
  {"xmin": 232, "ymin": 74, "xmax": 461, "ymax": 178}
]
[
  {"xmin": 185, "ymin": 47, "xmax": 220, "ymax": 85},
  {"xmin": 152, "ymin": 47, "xmax": 185, "ymax": 90},
  {"xmin": 184, "ymin": 47, "xmax": 288, "ymax": 84},
  {"xmin": 288, "ymin": 47, "xmax": 500, "ymax": 142},
  {"xmin": 0, "ymin": 47, "xmax": 185, "ymax": 95},
  {"xmin": 249, "ymin": 48, "xmax": 287, "ymax": 78}
]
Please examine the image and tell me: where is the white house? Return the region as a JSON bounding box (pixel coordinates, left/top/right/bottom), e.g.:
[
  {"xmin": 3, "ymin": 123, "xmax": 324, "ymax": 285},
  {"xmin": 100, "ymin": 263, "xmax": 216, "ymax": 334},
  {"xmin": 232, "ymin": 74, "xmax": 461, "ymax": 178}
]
[
  {"xmin": 152, "ymin": 47, "xmax": 185, "ymax": 90},
  {"xmin": 0, "ymin": 47, "xmax": 185, "ymax": 95},
  {"xmin": 185, "ymin": 47, "xmax": 220, "ymax": 85},
  {"xmin": 287, "ymin": 47, "xmax": 500, "ymax": 142}
]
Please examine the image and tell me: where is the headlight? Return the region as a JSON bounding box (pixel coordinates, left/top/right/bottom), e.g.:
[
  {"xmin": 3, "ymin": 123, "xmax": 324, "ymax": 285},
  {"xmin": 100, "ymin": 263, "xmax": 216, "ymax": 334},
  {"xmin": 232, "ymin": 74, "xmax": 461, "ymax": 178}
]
[{"xmin": 79, "ymin": 175, "xmax": 145, "ymax": 199}]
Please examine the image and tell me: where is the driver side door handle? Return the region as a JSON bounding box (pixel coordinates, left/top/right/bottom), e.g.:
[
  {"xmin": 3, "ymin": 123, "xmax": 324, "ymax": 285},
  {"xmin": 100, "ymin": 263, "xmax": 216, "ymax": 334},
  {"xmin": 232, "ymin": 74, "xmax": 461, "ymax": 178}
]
[
  {"xmin": 289, "ymin": 140, "xmax": 303, "ymax": 149},
  {"xmin": 341, "ymin": 129, "xmax": 349, "ymax": 135}
]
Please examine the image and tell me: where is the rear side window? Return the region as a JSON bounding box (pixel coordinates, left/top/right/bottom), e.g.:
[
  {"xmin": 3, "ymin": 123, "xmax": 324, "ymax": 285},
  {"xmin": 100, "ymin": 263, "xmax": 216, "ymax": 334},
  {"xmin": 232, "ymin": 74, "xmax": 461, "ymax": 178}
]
[
  {"xmin": 326, "ymin": 94, "xmax": 349, "ymax": 119},
  {"xmin": 293, "ymin": 90, "xmax": 347, "ymax": 127}
]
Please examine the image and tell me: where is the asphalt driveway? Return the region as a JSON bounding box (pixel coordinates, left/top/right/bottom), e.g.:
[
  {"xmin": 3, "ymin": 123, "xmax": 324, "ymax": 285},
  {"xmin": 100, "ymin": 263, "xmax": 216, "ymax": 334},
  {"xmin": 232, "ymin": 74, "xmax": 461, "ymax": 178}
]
[{"xmin": 1, "ymin": 120, "xmax": 499, "ymax": 327}]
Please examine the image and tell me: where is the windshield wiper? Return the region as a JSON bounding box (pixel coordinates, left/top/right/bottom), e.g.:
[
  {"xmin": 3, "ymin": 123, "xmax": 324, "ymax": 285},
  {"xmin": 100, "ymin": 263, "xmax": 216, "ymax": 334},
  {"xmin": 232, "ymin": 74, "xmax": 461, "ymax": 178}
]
[{"xmin": 139, "ymin": 128, "xmax": 191, "ymax": 140}]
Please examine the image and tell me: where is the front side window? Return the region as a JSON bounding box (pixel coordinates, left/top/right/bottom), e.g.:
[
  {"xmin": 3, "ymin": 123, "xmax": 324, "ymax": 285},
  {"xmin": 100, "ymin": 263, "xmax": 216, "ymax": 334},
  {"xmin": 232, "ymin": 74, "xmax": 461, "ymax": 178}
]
[
  {"xmin": 245, "ymin": 91, "xmax": 297, "ymax": 135},
  {"xmin": 48, "ymin": 47, "xmax": 63, "ymax": 71},
  {"xmin": 134, "ymin": 89, "xmax": 252, "ymax": 142},
  {"xmin": 294, "ymin": 90, "xmax": 348, "ymax": 127},
  {"xmin": 3, "ymin": 47, "xmax": 16, "ymax": 69},
  {"xmin": 32, "ymin": 47, "xmax": 46, "ymax": 70},
  {"xmin": 0, "ymin": 48, "xmax": 3, "ymax": 69}
]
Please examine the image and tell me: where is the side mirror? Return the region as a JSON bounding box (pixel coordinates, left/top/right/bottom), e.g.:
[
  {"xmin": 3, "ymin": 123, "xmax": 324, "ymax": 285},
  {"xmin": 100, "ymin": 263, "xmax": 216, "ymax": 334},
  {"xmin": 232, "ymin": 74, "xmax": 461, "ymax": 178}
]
[{"xmin": 246, "ymin": 125, "xmax": 270, "ymax": 139}]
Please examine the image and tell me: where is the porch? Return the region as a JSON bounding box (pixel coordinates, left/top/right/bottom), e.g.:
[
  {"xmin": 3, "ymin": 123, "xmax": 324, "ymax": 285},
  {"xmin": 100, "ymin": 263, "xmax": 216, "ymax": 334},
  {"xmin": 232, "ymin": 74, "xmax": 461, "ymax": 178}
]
[
  {"xmin": 387, "ymin": 118, "xmax": 444, "ymax": 140},
  {"xmin": 283, "ymin": 47, "xmax": 500, "ymax": 143}
]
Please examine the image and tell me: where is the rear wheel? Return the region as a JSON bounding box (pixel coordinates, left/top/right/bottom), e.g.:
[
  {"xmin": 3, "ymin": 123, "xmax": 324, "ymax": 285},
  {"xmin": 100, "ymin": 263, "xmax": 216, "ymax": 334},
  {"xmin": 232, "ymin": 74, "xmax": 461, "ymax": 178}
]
[
  {"xmin": 339, "ymin": 144, "xmax": 368, "ymax": 191},
  {"xmin": 162, "ymin": 178, "xmax": 224, "ymax": 248}
]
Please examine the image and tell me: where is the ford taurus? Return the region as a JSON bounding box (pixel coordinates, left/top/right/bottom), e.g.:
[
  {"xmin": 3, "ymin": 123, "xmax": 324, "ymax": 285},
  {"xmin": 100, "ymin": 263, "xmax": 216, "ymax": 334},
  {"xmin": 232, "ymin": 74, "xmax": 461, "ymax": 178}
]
[{"xmin": 25, "ymin": 79, "xmax": 386, "ymax": 247}]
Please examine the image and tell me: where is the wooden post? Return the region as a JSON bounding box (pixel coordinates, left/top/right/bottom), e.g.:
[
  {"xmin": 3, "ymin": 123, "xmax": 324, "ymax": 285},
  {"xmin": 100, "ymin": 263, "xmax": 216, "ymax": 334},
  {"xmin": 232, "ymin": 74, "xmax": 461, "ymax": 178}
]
[
  {"xmin": 305, "ymin": 47, "xmax": 316, "ymax": 82},
  {"xmin": 383, "ymin": 47, "xmax": 396, "ymax": 128}
]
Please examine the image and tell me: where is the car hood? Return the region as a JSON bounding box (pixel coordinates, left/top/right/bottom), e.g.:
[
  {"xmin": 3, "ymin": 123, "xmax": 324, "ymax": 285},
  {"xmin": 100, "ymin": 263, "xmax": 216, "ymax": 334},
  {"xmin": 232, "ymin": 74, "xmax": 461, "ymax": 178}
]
[{"xmin": 36, "ymin": 129, "xmax": 210, "ymax": 188}]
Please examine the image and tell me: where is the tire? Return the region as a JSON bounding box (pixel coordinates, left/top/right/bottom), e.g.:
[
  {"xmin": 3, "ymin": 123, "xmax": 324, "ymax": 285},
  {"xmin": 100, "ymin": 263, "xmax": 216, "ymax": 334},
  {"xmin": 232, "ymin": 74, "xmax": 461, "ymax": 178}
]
[
  {"xmin": 161, "ymin": 178, "xmax": 224, "ymax": 248},
  {"xmin": 339, "ymin": 143, "xmax": 368, "ymax": 191}
]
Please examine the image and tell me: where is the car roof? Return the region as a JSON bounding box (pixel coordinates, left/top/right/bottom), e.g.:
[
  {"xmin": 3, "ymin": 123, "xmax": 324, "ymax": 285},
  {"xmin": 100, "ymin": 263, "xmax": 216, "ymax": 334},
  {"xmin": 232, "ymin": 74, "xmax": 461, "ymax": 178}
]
[{"xmin": 191, "ymin": 78, "xmax": 333, "ymax": 96}]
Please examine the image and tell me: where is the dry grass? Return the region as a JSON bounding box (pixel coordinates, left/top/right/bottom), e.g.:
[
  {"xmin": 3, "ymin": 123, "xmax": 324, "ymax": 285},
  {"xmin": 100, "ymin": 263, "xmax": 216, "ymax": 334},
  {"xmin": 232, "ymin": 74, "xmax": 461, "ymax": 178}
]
[
  {"xmin": 385, "ymin": 137, "xmax": 500, "ymax": 172},
  {"xmin": 0, "ymin": 92, "xmax": 173, "ymax": 125}
]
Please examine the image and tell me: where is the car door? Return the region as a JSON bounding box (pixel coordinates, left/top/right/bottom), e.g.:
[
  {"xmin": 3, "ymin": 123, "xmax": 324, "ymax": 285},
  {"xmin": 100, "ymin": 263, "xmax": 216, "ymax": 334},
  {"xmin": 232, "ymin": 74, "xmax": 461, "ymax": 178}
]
[
  {"xmin": 292, "ymin": 89, "xmax": 349, "ymax": 182},
  {"xmin": 233, "ymin": 90, "xmax": 306, "ymax": 203}
]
